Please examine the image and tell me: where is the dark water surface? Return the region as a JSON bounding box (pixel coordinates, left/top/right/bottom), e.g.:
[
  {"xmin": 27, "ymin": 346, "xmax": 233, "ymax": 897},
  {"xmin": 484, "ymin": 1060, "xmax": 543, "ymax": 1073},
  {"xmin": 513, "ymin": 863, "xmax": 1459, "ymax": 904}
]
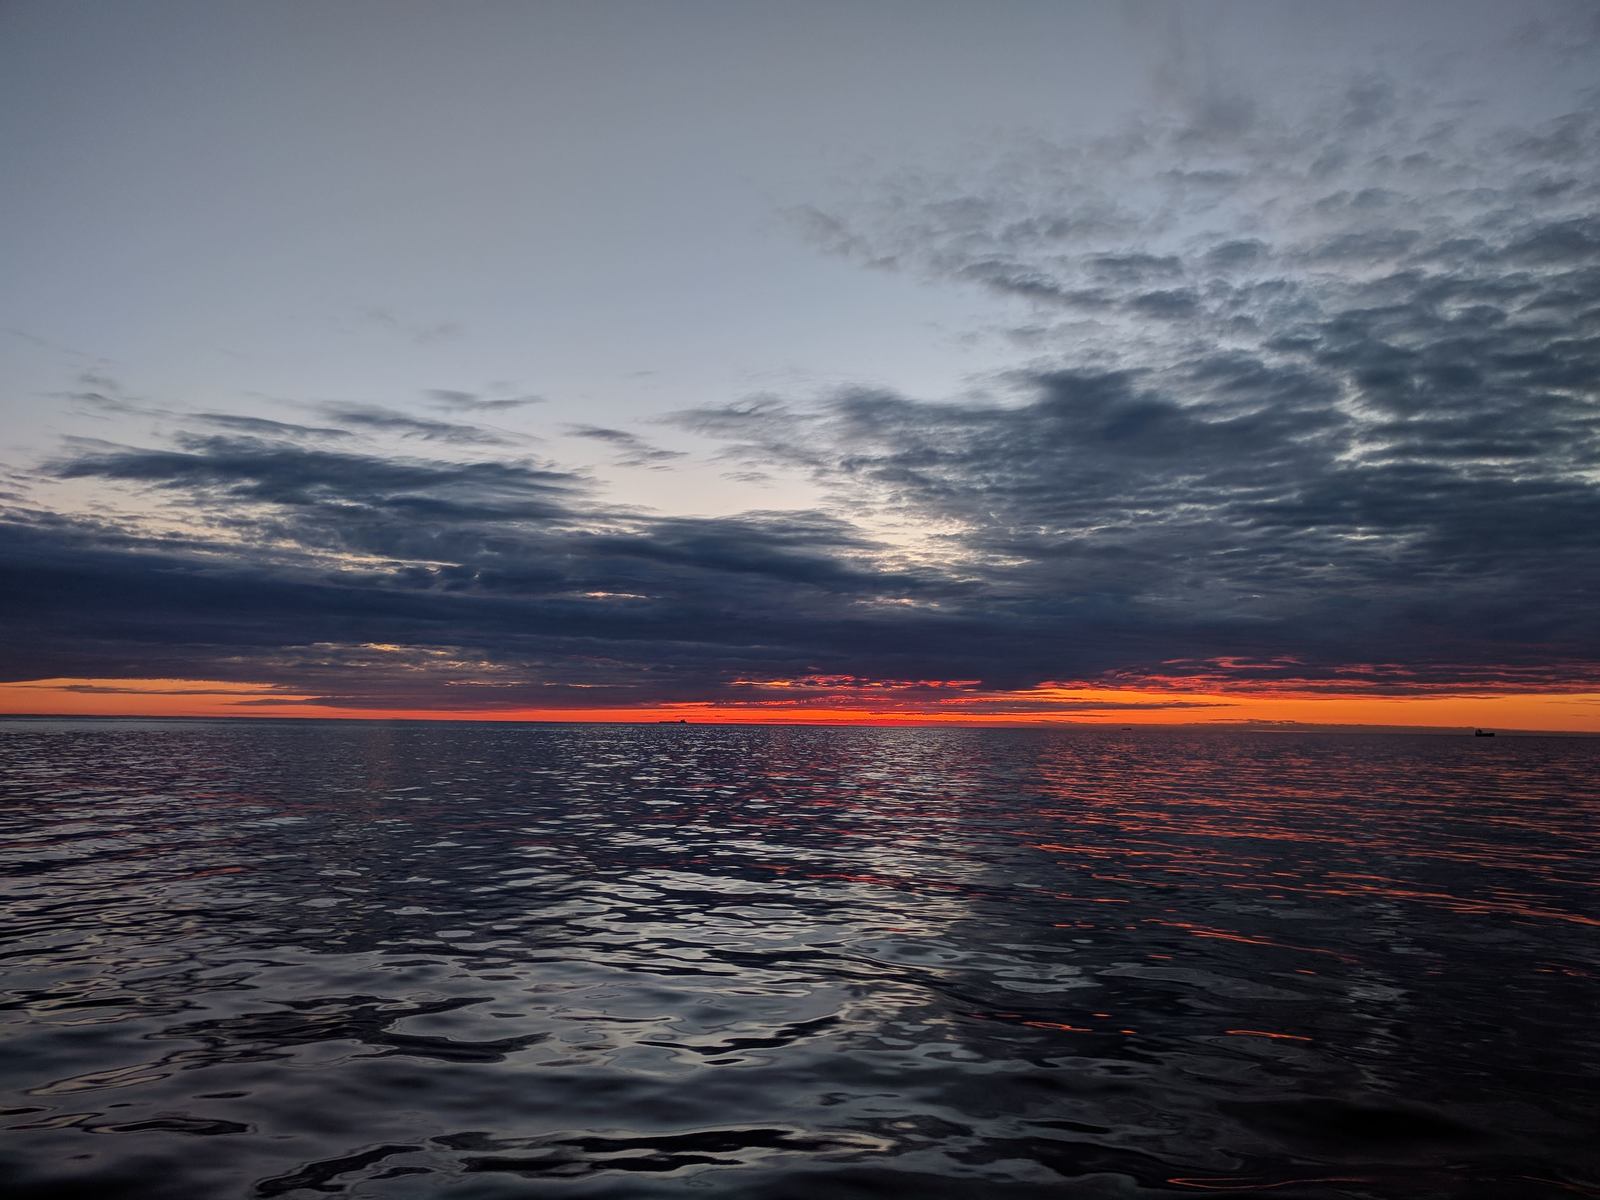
[{"xmin": 1, "ymin": 721, "xmax": 1596, "ymax": 1198}]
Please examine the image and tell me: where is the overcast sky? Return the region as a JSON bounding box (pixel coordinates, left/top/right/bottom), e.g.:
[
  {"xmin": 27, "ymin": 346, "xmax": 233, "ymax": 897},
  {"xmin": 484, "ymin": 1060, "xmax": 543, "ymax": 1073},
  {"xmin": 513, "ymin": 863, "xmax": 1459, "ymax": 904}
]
[{"xmin": 3, "ymin": 1, "xmax": 1599, "ymax": 724}]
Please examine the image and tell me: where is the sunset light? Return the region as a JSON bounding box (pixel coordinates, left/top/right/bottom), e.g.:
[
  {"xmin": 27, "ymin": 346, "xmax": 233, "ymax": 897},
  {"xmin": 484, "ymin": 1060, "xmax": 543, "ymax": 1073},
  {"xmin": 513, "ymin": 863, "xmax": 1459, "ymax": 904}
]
[{"xmin": 2, "ymin": 4, "xmax": 1597, "ymax": 1197}]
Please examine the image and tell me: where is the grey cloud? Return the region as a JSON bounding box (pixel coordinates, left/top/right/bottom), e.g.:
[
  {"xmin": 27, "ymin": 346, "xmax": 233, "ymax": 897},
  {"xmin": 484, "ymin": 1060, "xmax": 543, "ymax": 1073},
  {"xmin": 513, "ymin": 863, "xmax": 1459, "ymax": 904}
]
[
  {"xmin": 7, "ymin": 80, "xmax": 1600, "ymax": 709},
  {"xmin": 566, "ymin": 425, "xmax": 687, "ymax": 468},
  {"xmin": 1176, "ymin": 89, "xmax": 1259, "ymax": 145},
  {"xmin": 0, "ymin": 462, "xmax": 988, "ymax": 710},
  {"xmin": 425, "ymin": 389, "xmax": 545, "ymax": 412},
  {"xmin": 1340, "ymin": 75, "xmax": 1397, "ymax": 132},
  {"xmin": 954, "ymin": 261, "xmax": 1107, "ymax": 308},
  {"xmin": 52, "ymin": 436, "xmax": 583, "ymax": 527},
  {"xmin": 1129, "ymin": 289, "xmax": 1200, "ymax": 318},
  {"xmin": 1085, "ymin": 252, "xmax": 1183, "ymax": 283},
  {"xmin": 193, "ymin": 413, "xmax": 352, "ymax": 438},
  {"xmin": 1202, "ymin": 239, "xmax": 1269, "ymax": 270},
  {"xmin": 317, "ymin": 402, "xmax": 518, "ymax": 446},
  {"xmin": 674, "ymin": 89, "xmax": 1600, "ymax": 693},
  {"xmin": 54, "ymin": 371, "xmax": 165, "ymax": 418},
  {"xmin": 364, "ymin": 309, "xmax": 463, "ymax": 345}
]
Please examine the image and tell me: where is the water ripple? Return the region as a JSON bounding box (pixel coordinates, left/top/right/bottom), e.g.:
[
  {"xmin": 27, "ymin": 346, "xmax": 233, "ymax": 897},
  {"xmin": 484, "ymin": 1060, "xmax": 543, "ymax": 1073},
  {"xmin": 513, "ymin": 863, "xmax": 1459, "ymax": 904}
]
[{"xmin": 1, "ymin": 720, "xmax": 1596, "ymax": 1198}]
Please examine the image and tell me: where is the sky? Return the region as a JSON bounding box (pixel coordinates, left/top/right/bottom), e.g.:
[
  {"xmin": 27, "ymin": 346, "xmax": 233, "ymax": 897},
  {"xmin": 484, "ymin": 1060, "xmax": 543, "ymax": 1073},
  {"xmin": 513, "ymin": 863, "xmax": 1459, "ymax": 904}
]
[{"xmin": 3, "ymin": 0, "xmax": 1600, "ymax": 729}]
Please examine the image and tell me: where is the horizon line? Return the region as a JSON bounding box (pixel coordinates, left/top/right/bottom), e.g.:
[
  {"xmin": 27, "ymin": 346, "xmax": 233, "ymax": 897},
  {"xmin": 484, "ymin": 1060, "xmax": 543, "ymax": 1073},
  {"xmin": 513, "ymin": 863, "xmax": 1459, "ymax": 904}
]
[{"xmin": 3, "ymin": 712, "xmax": 1595, "ymax": 736}]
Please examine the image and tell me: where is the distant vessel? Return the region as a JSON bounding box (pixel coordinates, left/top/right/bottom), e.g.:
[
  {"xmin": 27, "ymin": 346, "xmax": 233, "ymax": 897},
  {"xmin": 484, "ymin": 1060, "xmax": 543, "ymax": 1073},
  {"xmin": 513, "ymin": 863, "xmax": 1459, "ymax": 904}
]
[{"xmin": 1474, "ymin": 728, "xmax": 1495, "ymax": 737}]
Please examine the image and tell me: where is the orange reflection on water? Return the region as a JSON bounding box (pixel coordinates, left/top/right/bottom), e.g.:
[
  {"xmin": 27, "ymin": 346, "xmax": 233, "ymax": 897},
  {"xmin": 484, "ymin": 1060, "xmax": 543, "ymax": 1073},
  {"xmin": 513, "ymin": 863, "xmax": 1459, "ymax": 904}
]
[
  {"xmin": 1018, "ymin": 730, "xmax": 1600, "ymax": 940},
  {"xmin": 1145, "ymin": 919, "xmax": 1355, "ymax": 961},
  {"xmin": 1169, "ymin": 1176, "xmax": 1375, "ymax": 1192},
  {"xmin": 1021, "ymin": 1020, "xmax": 1093, "ymax": 1033}
]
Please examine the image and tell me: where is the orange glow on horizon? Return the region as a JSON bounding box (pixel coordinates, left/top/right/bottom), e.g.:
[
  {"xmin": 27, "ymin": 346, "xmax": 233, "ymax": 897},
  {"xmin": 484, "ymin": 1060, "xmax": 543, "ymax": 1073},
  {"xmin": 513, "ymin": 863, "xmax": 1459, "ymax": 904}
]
[{"xmin": 3, "ymin": 676, "xmax": 1599, "ymax": 732}]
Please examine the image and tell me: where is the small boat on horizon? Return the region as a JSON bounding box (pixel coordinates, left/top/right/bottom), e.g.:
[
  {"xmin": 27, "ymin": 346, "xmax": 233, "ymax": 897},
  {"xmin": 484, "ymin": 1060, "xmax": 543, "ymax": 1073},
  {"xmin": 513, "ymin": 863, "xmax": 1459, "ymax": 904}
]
[{"xmin": 1474, "ymin": 728, "xmax": 1495, "ymax": 737}]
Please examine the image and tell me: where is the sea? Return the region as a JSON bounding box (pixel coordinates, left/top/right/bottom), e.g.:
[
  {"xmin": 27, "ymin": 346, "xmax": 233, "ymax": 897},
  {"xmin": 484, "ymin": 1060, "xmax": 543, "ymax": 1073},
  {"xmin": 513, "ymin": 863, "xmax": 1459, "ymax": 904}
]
[{"xmin": 0, "ymin": 720, "xmax": 1596, "ymax": 1199}]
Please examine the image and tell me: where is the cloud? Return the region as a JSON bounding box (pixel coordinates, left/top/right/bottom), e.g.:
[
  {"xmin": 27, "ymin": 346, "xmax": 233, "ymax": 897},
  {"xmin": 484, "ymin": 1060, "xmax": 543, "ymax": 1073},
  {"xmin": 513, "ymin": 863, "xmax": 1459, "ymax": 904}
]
[
  {"xmin": 0, "ymin": 496, "xmax": 982, "ymax": 710},
  {"xmin": 8, "ymin": 423, "xmax": 984, "ymax": 708},
  {"xmin": 192, "ymin": 413, "xmax": 353, "ymax": 439},
  {"xmin": 699, "ymin": 83, "xmax": 1600, "ymax": 693},
  {"xmin": 5, "ymin": 77, "xmax": 1599, "ymax": 711},
  {"xmin": 48, "ymin": 435, "xmax": 588, "ymax": 576},
  {"xmin": 22, "ymin": 683, "xmax": 281, "ymax": 696},
  {"xmin": 566, "ymin": 425, "xmax": 686, "ymax": 468},
  {"xmin": 425, "ymin": 389, "xmax": 545, "ymax": 412},
  {"xmin": 363, "ymin": 308, "xmax": 463, "ymax": 344},
  {"xmin": 316, "ymin": 402, "xmax": 520, "ymax": 446},
  {"xmin": 53, "ymin": 371, "xmax": 166, "ymax": 418}
]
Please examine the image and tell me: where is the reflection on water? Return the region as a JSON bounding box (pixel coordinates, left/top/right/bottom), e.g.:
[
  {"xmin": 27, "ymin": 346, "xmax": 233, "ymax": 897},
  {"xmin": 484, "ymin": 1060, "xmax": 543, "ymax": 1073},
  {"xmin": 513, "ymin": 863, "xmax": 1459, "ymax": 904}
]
[{"xmin": 0, "ymin": 720, "xmax": 1596, "ymax": 1198}]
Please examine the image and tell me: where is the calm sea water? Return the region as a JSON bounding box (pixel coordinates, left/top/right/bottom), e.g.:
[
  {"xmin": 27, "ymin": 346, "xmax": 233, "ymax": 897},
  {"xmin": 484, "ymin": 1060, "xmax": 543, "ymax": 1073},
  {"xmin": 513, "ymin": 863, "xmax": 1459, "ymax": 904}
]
[{"xmin": 0, "ymin": 721, "xmax": 1596, "ymax": 1199}]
